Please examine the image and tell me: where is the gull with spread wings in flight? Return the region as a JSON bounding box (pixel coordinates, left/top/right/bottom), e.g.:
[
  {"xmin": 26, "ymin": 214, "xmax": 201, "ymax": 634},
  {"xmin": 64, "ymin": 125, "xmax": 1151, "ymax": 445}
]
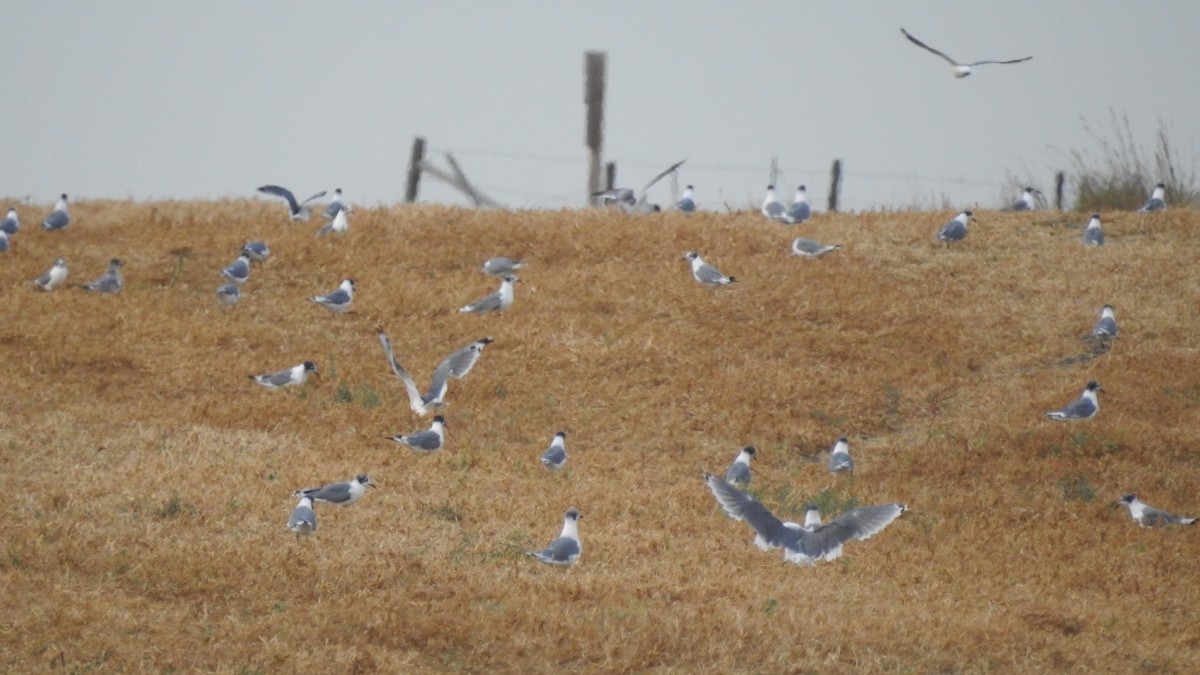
[{"xmin": 901, "ymin": 28, "xmax": 1032, "ymax": 78}]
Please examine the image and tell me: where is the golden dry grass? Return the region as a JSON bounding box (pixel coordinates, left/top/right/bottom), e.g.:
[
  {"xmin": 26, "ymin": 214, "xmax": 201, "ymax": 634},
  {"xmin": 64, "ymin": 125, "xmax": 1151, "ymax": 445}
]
[{"xmin": 1, "ymin": 199, "xmax": 1199, "ymax": 673}]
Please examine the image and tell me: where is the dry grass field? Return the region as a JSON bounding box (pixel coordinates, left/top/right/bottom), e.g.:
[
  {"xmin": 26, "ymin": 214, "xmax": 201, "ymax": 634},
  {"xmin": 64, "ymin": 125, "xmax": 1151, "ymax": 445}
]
[{"xmin": 1, "ymin": 198, "xmax": 1198, "ymax": 673}]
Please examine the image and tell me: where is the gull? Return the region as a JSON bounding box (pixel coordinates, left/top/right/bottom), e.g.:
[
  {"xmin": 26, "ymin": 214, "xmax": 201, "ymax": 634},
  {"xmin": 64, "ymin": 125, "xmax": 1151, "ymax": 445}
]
[
  {"xmin": 33, "ymin": 258, "xmax": 69, "ymax": 291},
  {"xmin": 593, "ymin": 159, "xmax": 685, "ymax": 213},
  {"xmin": 249, "ymin": 361, "xmax": 317, "ymax": 389},
  {"xmin": 1082, "ymin": 214, "xmax": 1104, "ymax": 247},
  {"xmin": 0, "ymin": 230, "xmax": 8, "ymax": 253},
  {"xmin": 540, "ymin": 431, "xmax": 568, "ymax": 470},
  {"xmin": 1008, "ymin": 187, "xmax": 1041, "ymax": 212},
  {"xmin": 481, "ymin": 256, "xmax": 525, "ymax": 276},
  {"xmin": 459, "ymin": 274, "xmax": 518, "ymax": 314},
  {"xmin": 1116, "ymin": 494, "xmax": 1196, "ymax": 528},
  {"xmin": 784, "ymin": 185, "xmax": 813, "ymax": 224},
  {"xmin": 761, "ymin": 185, "xmax": 787, "ymax": 221},
  {"xmin": 683, "ymin": 252, "xmax": 737, "ymax": 287},
  {"xmin": 242, "ymin": 241, "xmax": 270, "ymax": 263},
  {"xmin": 221, "ymin": 253, "xmax": 251, "ymax": 285},
  {"xmin": 526, "ymin": 508, "xmax": 583, "ymax": 566},
  {"xmin": 829, "ymin": 437, "xmax": 853, "ymax": 474},
  {"xmin": 322, "ymin": 188, "xmax": 350, "ymax": 219},
  {"xmin": 79, "ymin": 259, "xmax": 123, "ymax": 294},
  {"xmin": 1, "ymin": 207, "xmax": 19, "ymax": 234},
  {"xmin": 677, "ymin": 185, "xmax": 696, "ymax": 212},
  {"xmin": 1137, "ymin": 183, "xmax": 1166, "ymax": 213},
  {"xmin": 287, "ymin": 496, "xmax": 317, "ymax": 540},
  {"xmin": 376, "ymin": 327, "xmax": 495, "ymax": 416},
  {"xmin": 314, "ymin": 208, "xmax": 348, "ymax": 237},
  {"xmin": 257, "ymin": 185, "xmax": 327, "ymax": 221},
  {"xmin": 1092, "ymin": 304, "xmax": 1118, "ymax": 342},
  {"xmin": 293, "ymin": 473, "xmax": 375, "ymax": 507},
  {"xmin": 215, "ymin": 283, "xmax": 241, "ymax": 306},
  {"xmin": 901, "ymin": 28, "xmax": 1032, "ymax": 78},
  {"xmin": 702, "ymin": 473, "xmax": 907, "ymax": 565},
  {"xmin": 41, "ymin": 194, "xmax": 70, "ymax": 231},
  {"xmin": 309, "ymin": 278, "xmax": 355, "ymax": 313},
  {"xmin": 935, "ymin": 210, "xmax": 974, "ymax": 243},
  {"xmin": 1045, "ymin": 381, "xmax": 1102, "ymax": 421},
  {"xmin": 724, "ymin": 446, "xmax": 756, "ymax": 486},
  {"xmin": 386, "ymin": 415, "xmax": 446, "ymax": 452},
  {"xmin": 791, "ymin": 237, "xmax": 842, "ymax": 258}
]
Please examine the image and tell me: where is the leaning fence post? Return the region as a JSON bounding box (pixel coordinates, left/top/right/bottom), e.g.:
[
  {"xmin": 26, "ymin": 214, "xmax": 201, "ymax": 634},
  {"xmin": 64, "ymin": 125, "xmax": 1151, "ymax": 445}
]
[
  {"xmin": 405, "ymin": 136, "xmax": 426, "ymax": 203},
  {"xmin": 828, "ymin": 159, "xmax": 843, "ymax": 212}
]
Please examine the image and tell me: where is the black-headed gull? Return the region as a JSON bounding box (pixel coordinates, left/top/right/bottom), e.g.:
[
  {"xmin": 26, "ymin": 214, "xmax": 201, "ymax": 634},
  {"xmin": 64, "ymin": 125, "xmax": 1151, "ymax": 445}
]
[
  {"xmin": 249, "ymin": 361, "xmax": 317, "ymax": 389},
  {"xmin": 683, "ymin": 252, "xmax": 737, "ymax": 287},
  {"xmin": 293, "ymin": 474, "xmax": 375, "ymax": 506},
  {"xmin": 79, "ymin": 259, "xmax": 123, "ymax": 294},
  {"xmin": 459, "ymin": 275, "xmax": 518, "ymax": 314},
  {"xmin": 1116, "ymin": 494, "xmax": 1196, "ymax": 528},
  {"xmin": 257, "ymin": 185, "xmax": 327, "ymax": 221},
  {"xmin": 33, "ymin": 258, "xmax": 69, "ymax": 291},
  {"xmin": 376, "ymin": 327, "xmax": 494, "ymax": 416},
  {"xmin": 1137, "ymin": 183, "xmax": 1166, "ymax": 213},
  {"xmin": 287, "ymin": 496, "xmax": 317, "ymax": 540},
  {"xmin": 526, "ymin": 508, "xmax": 583, "ymax": 566},
  {"xmin": 1045, "ymin": 381, "xmax": 1102, "ymax": 420},
  {"xmin": 386, "ymin": 415, "xmax": 446, "ymax": 452},
  {"xmin": 41, "ymin": 194, "xmax": 70, "ymax": 231},
  {"xmin": 309, "ymin": 279, "xmax": 355, "ymax": 313}
]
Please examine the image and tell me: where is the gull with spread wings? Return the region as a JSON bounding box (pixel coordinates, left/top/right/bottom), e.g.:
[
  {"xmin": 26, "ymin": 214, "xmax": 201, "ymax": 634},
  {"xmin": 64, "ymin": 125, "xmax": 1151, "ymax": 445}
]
[
  {"xmin": 901, "ymin": 28, "xmax": 1031, "ymax": 78},
  {"xmin": 377, "ymin": 327, "xmax": 494, "ymax": 416}
]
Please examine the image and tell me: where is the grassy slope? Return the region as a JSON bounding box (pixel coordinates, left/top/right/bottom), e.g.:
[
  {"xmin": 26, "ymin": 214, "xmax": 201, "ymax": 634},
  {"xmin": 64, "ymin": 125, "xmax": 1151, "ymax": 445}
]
[{"xmin": 1, "ymin": 200, "xmax": 1198, "ymax": 673}]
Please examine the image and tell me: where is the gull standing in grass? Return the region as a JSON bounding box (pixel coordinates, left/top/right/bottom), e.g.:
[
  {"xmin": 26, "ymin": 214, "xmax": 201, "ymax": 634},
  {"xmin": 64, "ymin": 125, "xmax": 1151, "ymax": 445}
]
[
  {"xmin": 724, "ymin": 446, "xmax": 756, "ymax": 486},
  {"xmin": 386, "ymin": 415, "xmax": 446, "ymax": 452},
  {"xmin": 791, "ymin": 237, "xmax": 842, "ymax": 258},
  {"xmin": 1008, "ymin": 187, "xmax": 1041, "ymax": 212},
  {"xmin": 376, "ymin": 328, "xmax": 494, "ymax": 416},
  {"xmin": 1, "ymin": 207, "xmax": 19, "ymax": 235},
  {"xmin": 540, "ymin": 431, "xmax": 569, "ymax": 469},
  {"xmin": 41, "ymin": 194, "xmax": 70, "ymax": 230},
  {"xmin": 249, "ymin": 361, "xmax": 317, "ymax": 389},
  {"xmin": 79, "ymin": 259, "xmax": 123, "ymax": 294},
  {"xmin": 1137, "ymin": 183, "xmax": 1166, "ymax": 212},
  {"xmin": 592, "ymin": 159, "xmax": 685, "ymax": 214},
  {"xmin": 221, "ymin": 253, "xmax": 251, "ymax": 285},
  {"xmin": 702, "ymin": 473, "xmax": 906, "ymax": 565},
  {"xmin": 33, "ymin": 258, "xmax": 69, "ymax": 291},
  {"xmin": 215, "ymin": 283, "xmax": 241, "ymax": 306},
  {"xmin": 314, "ymin": 208, "xmax": 348, "ymax": 237},
  {"xmin": 287, "ymin": 496, "xmax": 317, "ymax": 540},
  {"xmin": 1116, "ymin": 494, "xmax": 1196, "ymax": 527},
  {"xmin": 0, "ymin": 230, "xmax": 8, "ymax": 253},
  {"xmin": 683, "ymin": 252, "xmax": 737, "ymax": 287},
  {"xmin": 257, "ymin": 185, "xmax": 327, "ymax": 221},
  {"xmin": 1082, "ymin": 214, "xmax": 1104, "ymax": 247},
  {"xmin": 829, "ymin": 437, "xmax": 853, "ymax": 474},
  {"xmin": 482, "ymin": 256, "xmax": 525, "ymax": 276},
  {"xmin": 785, "ymin": 185, "xmax": 812, "ymax": 223},
  {"xmin": 459, "ymin": 275, "xmax": 518, "ymax": 314},
  {"xmin": 935, "ymin": 211, "xmax": 974, "ymax": 243},
  {"xmin": 309, "ymin": 279, "xmax": 355, "ymax": 313},
  {"xmin": 323, "ymin": 188, "xmax": 349, "ymax": 219},
  {"xmin": 1045, "ymin": 381, "xmax": 1102, "ymax": 420},
  {"xmin": 242, "ymin": 241, "xmax": 270, "ymax": 264},
  {"xmin": 293, "ymin": 474, "xmax": 375, "ymax": 506},
  {"xmin": 900, "ymin": 28, "xmax": 1032, "ymax": 78},
  {"xmin": 526, "ymin": 508, "xmax": 583, "ymax": 566},
  {"xmin": 761, "ymin": 185, "xmax": 787, "ymax": 221},
  {"xmin": 677, "ymin": 185, "xmax": 696, "ymax": 212},
  {"xmin": 1093, "ymin": 305, "xmax": 1118, "ymax": 341}
]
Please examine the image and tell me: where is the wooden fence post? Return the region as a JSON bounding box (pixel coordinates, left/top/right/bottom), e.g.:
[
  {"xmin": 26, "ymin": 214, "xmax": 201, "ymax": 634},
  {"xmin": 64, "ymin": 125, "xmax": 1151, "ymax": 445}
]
[
  {"xmin": 828, "ymin": 159, "xmax": 842, "ymax": 212},
  {"xmin": 585, "ymin": 51, "xmax": 606, "ymax": 206},
  {"xmin": 769, "ymin": 157, "xmax": 779, "ymax": 189},
  {"xmin": 1054, "ymin": 171, "xmax": 1065, "ymax": 210},
  {"xmin": 605, "ymin": 162, "xmax": 616, "ymax": 191},
  {"xmin": 405, "ymin": 136, "xmax": 426, "ymax": 203}
]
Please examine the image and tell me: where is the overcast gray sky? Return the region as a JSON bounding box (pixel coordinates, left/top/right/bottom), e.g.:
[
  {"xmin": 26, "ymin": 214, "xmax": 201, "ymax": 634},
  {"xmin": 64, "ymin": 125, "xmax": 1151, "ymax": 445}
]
[{"xmin": 4, "ymin": 1, "xmax": 1198, "ymax": 211}]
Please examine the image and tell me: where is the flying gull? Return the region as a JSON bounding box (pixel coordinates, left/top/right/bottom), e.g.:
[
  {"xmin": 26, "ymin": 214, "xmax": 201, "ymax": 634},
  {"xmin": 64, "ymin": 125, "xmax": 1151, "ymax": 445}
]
[
  {"xmin": 309, "ymin": 278, "xmax": 355, "ymax": 313},
  {"xmin": 540, "ymin": 431, "xmax": 569, "ymax": 470},
  {"xmin": 215, "ymin": 283, "xmax": 241, "ymax": 306},
  {"xmin": 829, "ymin": 437, "xmax": 853, "ymax": 474},
  {"xmin": 385, "ymin": 415, "xmax": 446, "ymax": 452},
  {"xmin": 683, "ymin": 251, "xmax": 737, "ymax": 287},
  {"xmin": 79, "ymin": 259, "xmax": 123, "ymax": 294},
  {"xmin": 935, "ymin": 210, "xmax": 974, "ymax": 243},
  {"xmin": 221, "ymin": 253, "xmax": 251, "ymax": 285},
  {"xmin": 1045, "ymin": 381, "xmax": 1102, "ymax": 421},
  {"xmin": 287, "ymin": 496, "xmax": 317, "ymax": 540},
  {"xmin": 314, "ymin": 208, "xmax": 349, "ymax": 237},
  {"xmin": 677, "ymin": 185, "xmax": 696, "ymax": 213},
  {"xmin": 481, "ymin": 256, "xmax": 525, "ymax": 276},
  {"xmin": 702, "ymin": 473, "xmax": 906, "ymax": 565},
  {"xmin": 33, "ymin": 258, "xmax": 69, "ymax": 292},
  {"xmin": 526, "ymin": 508, "xmax": 583, "ymax": 566},
  {"xmin": 257, "ymin": 185, "xmax": 327, "ymax": 221},
  {"xmin": 376, "ymin": 327, "xmax": 494, "ymax": 416},
  {"xmin": 1116, "ymin": 494, "xmax": 1196, "ymax": 528},
  {"xmin": 293, "ymin": 473, "xmax": 375, "ymax": 507},
  {"xmin": 459, "ymin": 274, "xmax": 518, "ymax": 314},
  {"xmin": 1137, "ymin": 183, "xmax": 1166, "ymax": 213},
  {"xmin": 791, "ymin": 237, "xmax": 842, "ymax": 258},
  {"xmin": 901, "ymin": 28, "xmax": 1032, "ymax": 78},
  {"xmin": 41, "ymin": 194, "xmax": 70, "ymax": 231},
  {"xmin": 1, "ymin": 207, "xmax": 19, "ymax": 235},
  {"xmin": 1081, "ymin": 214, "xmax": 1104, "ymax": 247},
  {"xmin": 249, "ymin": 361, "xmax": 317, "ymax": 389},
  {"xmin": 592, "ymin": 159, "xmax": 685, "ymax": 214},
  {"xmin": 724, "ymin": 446, "xmax": 756, "ymax": 486}
]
